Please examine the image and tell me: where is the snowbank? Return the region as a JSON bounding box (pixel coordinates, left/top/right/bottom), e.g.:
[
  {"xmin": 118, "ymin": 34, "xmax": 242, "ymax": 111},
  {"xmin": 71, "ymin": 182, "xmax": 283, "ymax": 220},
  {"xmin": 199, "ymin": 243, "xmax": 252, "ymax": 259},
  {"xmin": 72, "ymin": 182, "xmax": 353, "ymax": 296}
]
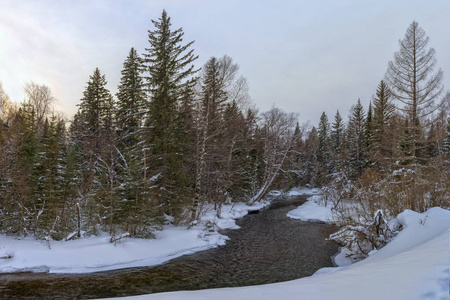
[
  {"xmin": 286, "ymin": 194, "xmax": 333, "ymax": 222},
  {"xmin": 0, "ymin": 201, "xmax": 270, "ymax": 274},
  {"xmin": 99, "ymin": 207, "xmax": 450, "ymax": 300},
  {"xmin": 268, "ymin": 187, "xmax": 321, "ymax": 198}
]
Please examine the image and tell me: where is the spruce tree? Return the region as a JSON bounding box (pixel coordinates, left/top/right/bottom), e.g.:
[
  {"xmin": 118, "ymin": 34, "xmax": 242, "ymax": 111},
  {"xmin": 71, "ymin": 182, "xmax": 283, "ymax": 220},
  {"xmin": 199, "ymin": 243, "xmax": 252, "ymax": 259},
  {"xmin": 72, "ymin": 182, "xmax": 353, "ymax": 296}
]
[
  {"xmin": 74, "ymin": 68, "xmax": 117, "ymax": 235},
  {"xmin": 317, "ymin": 112, "xmax": 331, "ymax": 184},
  {"xmin": 77, "ymin": 68, "xmax": 115, "ymax": 139},
  {"xmin": 373, "ymin": 81, "xmax": 395, "ymax": 149},
  {"xmin": 331, "ymin": 110, "xmax": 345, "ymax": 153},
  {"xmin": 142, "ymin": 10, "xmax": 198, "ymax": 217},
  {"xmin": 365, "ymin": 101, "xmax": 373, "ymax": 151},
  {"xmin": 347, "ymin": 99, "xmax": 367, "ymax": 178},
  {"xmin": 116, "ymin": 47, "xmax": 146, "ymax": 149},
  {"xmin": 444, "ymin": 115, "xmax": 450, "ymax": 153}
]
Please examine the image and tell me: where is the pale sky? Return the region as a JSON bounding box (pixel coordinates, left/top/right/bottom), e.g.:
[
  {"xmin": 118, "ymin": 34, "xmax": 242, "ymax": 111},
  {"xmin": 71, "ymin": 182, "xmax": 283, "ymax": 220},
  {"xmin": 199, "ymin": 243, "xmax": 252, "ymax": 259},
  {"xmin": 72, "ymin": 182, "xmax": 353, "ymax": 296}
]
[{"xmin": 1, "ymin": 0, "xmax": 449, "ymax": 126}]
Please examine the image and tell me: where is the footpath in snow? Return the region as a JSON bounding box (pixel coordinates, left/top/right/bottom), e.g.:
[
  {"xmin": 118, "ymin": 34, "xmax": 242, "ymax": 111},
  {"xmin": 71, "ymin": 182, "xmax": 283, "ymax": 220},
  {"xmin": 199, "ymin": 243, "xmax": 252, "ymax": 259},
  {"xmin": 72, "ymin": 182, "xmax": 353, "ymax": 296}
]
[
  {"xmin": 0, "ymin": 200, "xmax": 270, "ymax": 274},
  {"xmin": 105, "ymin": 194, "xmax": 449, "ymax": 300}
]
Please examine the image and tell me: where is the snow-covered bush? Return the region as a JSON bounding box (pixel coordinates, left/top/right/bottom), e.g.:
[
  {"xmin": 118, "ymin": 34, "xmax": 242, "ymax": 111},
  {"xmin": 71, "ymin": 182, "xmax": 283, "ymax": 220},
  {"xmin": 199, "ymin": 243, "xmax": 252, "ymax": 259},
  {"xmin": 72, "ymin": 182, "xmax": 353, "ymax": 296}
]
[
  {"xmin": 329, "ymin": 210, "xmax": 397, "ymax": 262},
  {"xmin": 321, "ymin": 172, "xmax": 354, "ymax": 208},
  {"xmin": 325, "ymin": 165, "xmax": 449, "ymax": 262}
]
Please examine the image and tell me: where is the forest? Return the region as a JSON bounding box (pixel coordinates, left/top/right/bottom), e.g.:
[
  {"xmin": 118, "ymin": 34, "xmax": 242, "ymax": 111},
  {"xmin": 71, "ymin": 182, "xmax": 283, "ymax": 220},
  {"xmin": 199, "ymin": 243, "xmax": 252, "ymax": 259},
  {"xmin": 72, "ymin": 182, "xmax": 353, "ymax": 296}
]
[{"xmin": 0, "ymin": 11, "xmax": 449, "ymax": 243}]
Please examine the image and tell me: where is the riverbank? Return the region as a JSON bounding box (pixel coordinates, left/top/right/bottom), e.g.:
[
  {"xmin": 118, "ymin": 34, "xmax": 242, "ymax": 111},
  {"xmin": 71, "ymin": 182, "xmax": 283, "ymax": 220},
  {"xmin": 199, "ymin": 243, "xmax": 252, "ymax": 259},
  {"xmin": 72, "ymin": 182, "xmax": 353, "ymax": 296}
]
[
  {"xmin": 0, "ymin": 189, "xmax": 318, "ymax": 274},
  {"xmin": 101, "ymin": 206, "xmax": 450, "ymax": 300},
  {"xmin": 0, "ymin": 199, "xmax": 274, "ymax": 274},
  {"xmin": 0, "ymin": 193, "xmax": 338, "ymax": 299}
]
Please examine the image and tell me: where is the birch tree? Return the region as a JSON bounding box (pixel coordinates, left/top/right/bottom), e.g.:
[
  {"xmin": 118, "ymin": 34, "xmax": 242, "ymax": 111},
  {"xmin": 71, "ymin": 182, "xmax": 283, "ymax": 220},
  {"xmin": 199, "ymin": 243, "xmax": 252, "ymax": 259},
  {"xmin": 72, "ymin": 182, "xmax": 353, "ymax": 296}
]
[{"xmin": 250, "ymin": 107, "xmax": 297, "ymax": 204}]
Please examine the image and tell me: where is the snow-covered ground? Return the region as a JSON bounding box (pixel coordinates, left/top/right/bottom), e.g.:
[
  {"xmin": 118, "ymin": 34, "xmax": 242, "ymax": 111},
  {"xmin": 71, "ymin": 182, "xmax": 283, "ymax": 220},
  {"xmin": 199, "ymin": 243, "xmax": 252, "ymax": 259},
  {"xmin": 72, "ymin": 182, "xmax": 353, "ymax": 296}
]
[
  {"xmin": 268, "ymin": 187, "xmax": 321, "ymax": 198},
  {"xmin": 287, "ymin": 194, "xmax": 333, "ymax": 223},
  {"xmin": 101, "ymin": 197, "xmax": 449, "ymax": 300},
  {"xmin": 0, "ymin": 200, "xmax": 270, "ymax": 274}
]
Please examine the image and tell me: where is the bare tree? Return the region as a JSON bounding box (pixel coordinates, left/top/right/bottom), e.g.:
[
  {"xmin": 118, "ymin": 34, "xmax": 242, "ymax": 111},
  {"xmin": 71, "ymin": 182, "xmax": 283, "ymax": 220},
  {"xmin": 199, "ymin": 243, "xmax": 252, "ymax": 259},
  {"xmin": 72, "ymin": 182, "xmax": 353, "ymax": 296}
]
[
  {"xmin": 250, "ymin": 107, "xmax": 298, "ymax": 204},
  {"xmin": 385, "ymin": 21, "xmax": 444, "ymax": 163},
  {"xmin": 24, "ymin": 82, "xmax": 55, "ymax": 127},
  {"xmin": 0, "ymin": 82, "xmax": 10, "ymax": 120}
]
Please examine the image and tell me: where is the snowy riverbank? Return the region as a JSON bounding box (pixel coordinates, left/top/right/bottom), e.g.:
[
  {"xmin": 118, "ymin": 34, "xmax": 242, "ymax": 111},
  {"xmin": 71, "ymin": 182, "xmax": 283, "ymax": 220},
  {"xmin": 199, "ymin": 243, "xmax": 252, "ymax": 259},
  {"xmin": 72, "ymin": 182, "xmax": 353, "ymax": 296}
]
[
  {"xmin": 0, "ymin": 188, "xmax": 317, "ymax": 274},
  {"xmin": 101, "ymin": 205, "xmax": 449, "ymax": 300},
  {"xmin": 286, "ymin": 194, "xmax": 332, "ymax": 223},
  {"xmin": 0, "ymin": 199, "xmax": 273, "ymax": 274}
]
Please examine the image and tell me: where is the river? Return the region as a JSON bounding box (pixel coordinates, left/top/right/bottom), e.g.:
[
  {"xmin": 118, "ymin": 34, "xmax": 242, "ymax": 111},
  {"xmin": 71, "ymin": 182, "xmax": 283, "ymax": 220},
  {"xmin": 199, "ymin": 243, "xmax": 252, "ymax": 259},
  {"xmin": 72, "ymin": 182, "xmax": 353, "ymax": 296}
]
[{"xmin": 0, "ymin": 195, "xmax": 338, "ymax": 299}]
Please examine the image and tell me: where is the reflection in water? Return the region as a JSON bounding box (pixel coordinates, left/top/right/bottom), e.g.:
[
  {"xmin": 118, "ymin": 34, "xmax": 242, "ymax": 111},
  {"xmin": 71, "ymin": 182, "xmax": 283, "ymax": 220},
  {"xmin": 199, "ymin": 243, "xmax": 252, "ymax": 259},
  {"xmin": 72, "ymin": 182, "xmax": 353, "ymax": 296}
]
[{"xmin": 0, "ymin": 196, "xmax": 338, "ymax": 299}]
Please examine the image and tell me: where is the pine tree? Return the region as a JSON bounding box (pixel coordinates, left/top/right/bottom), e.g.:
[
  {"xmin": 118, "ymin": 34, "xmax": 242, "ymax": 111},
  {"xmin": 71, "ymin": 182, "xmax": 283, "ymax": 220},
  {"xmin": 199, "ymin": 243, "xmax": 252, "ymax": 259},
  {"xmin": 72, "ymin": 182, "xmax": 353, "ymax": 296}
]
[
  {"xmin": 426, "ymin": 123, "xmax": 439, "ymax": 158},
  {"xmin": 317, "ymin": 112, "xmax": 331, "ymax": 184},
  {"xmin": 116, "ymin": 47, "xmax": 146, "ymax": 150},
  {"xmin": 444, "ymin": 115, "xmax": 450, "ymax": 153},
  {"xmin": 330, "ymin": 110, "xmax": 345, "ymax": 173},
  {"xmin": 74, "ymin": 68, "xmax": 117, "ymax": 235},
  {"xmin": 142, "ymin": 10, "xmax": 198, "ymax": 217},
  {"xmin": 331, "ymin": 110, "xmax": 345, "ymax": 153},
  {"xmin": 365, "ymin": 101, "xmax": 374, "ymax": 152},
  {"xmin": 77, "ymin": 68, "xmax": 115, "ymax": 143},
  {"xmin": 347, "ymin": 99, "xmax": 366, "ymax": 178},
  {"xmin": 372, "ymin": 80, "xmax": 396, "ymax": 160},
  {"xmin": 114, "ymin": 48, "xmax": 162, "ymax": 234},
  {"xmin": 34, "ymin": 115, "xmax": 68, "ymax": 239},
  {"xmin": 9, "ymin": 104, "xmax": 40, "ymax": 236}
]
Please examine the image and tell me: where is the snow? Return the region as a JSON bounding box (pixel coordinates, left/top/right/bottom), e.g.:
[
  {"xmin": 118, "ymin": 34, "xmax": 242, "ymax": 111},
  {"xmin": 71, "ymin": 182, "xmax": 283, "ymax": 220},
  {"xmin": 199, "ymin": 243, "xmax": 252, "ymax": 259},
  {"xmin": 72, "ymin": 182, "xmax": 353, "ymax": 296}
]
[
  {"xmin": 0, "ymin": 201, "xmax": 270, "ymax": 274},
  {"xmin": 287, "ymin": 187, "xmax": 321, "ymax": 196},
  {"xmin": 268, "ymin": 187, "xmax": 321, "ymax": 198},
  {"xmin": 97, "ymin": 207, "xmax": 450, "ymax": 300},
  {"xmin": 286, "ymin": 194, "xmax": 333, "ymax": 223}
]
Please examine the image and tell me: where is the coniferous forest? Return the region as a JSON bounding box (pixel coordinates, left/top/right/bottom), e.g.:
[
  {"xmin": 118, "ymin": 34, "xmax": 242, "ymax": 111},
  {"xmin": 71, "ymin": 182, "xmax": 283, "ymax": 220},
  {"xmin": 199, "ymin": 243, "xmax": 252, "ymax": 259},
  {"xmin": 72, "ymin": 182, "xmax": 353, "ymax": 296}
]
[{"xmin": 0, "ymin": 12, "xmax": 449, "ymax": 243}]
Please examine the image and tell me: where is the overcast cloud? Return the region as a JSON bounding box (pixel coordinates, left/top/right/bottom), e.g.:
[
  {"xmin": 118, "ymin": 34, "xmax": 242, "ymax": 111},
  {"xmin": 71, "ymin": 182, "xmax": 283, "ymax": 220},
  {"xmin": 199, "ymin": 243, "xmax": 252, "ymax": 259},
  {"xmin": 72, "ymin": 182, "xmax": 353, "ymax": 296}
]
[{"xmin": 1, "ymin": 0, "xmax": 449, "ymax": 125}]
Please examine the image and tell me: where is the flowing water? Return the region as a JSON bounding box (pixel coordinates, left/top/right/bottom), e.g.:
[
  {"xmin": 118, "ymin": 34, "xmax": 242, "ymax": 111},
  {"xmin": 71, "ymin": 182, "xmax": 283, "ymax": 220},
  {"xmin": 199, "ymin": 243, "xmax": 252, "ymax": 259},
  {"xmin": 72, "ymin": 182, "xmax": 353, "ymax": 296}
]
[{"xmin": 0, "ymin": 195, "xmax": 338, "ymax": 299}]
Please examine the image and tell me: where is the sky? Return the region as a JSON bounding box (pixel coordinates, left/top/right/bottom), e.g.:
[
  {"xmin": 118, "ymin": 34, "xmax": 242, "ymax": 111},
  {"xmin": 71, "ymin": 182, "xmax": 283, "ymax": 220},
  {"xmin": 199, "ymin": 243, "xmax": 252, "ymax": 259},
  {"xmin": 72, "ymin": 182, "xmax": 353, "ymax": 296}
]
[{"xmin": 1, "ymin": 0, "xmax": 449, "ymax": 126}]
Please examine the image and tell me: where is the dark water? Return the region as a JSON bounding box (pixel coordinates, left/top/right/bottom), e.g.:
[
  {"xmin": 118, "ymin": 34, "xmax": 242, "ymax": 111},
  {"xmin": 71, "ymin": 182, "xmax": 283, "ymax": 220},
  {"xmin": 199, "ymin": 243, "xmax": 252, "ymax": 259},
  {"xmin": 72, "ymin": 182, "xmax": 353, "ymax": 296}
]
[{"xmin": 0, "ymin": 195, "xmax": 338, "ymax": 299}]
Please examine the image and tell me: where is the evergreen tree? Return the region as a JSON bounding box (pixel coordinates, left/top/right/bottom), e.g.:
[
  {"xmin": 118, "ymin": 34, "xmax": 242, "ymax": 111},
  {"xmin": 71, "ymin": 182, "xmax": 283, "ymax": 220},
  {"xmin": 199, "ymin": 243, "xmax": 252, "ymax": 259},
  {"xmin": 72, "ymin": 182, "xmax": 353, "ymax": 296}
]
[
  {"xmin": 365, "ymin": 101, "xmax": 374, "ymax": 152},
  {"xmin": 317, "ymin": 112, "xmax": 331, "ymax": 184},
  {"xmin": 426, "ymin": 123, "xmax": 439, "ymax": 158},
  {"xmin": 142, "ymin": 10, "xmax": 198, "ymax": 216},
  {"xmin": 372, "ymin": 80, "xmax": 395, "ymax": 158},
  {"xmin": 444, "ymin": 115, "xmax": 450, "ymax": 153},
  {"xmin": 116, "ymin": 47, "xmax": 146, "ymax": 149},
  {"xmin": 347, "ymin": 99, "xmax": 367, "ymax": 178},
  {"xmin": 303, "ymin": 127, "xmax": 319, "ymax": 186},
  {"xmin": 9, "ymin": 104, "xmax": 40, "ymax": 236},
  {"xmin": 331, "ymin": 110, "xmax": 345, "ymax": 153},
  {"xmin": 330, "ymin": 110, "xmax": 345, "ymax": 173},
  {"xmin": 77, "ymin": 68, "xmax": 115, "ymax": 145},
  {"xmin": 114, "ymin": 48, "xmax": 162, "ymax": 234},
  {"xmin": 74, "ymin": 68, "xmax": 117, "ymax": 235},
  {"xmin": 34, "ymin": 115, "xmax": 68, "ymax": 239}
]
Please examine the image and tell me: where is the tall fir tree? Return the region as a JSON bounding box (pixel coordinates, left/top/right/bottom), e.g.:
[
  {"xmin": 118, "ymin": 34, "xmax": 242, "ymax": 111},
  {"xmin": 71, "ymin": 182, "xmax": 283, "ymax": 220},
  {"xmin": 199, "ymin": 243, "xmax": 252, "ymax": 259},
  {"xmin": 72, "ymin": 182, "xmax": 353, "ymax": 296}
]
[
  {"xmin": 317, "ymin": 112, "xmax": 331, "ymax": 185},
  {"xmin": 444, "ymin": 115, "xmax": 450, "ymax": 153},
  {"xmin": 330, "ymin": 110, "xmax": 345, "ymax": 173},
  {"xmin": 365, "ymin": 101, "xmax": 374, "ymax": 151},
  {"xmin": 142, "ymin": 10, "xmax": 198, "ymax": 217},
  {"xmin": 116, "ymin": 47, "xmax": 146, "ymax": 150},
  {"xmin": 347, "ymin": 99, "xmax": 367, "ymax": 178},
  {"xmin": 74, "ymin": 68, "xmax": 117, "ymax": 235}
]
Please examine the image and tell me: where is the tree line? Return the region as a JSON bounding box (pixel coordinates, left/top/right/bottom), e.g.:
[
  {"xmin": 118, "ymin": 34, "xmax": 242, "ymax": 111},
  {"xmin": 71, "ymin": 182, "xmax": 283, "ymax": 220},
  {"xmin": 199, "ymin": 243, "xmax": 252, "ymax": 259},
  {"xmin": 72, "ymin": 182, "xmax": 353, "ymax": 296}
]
[
  {"xmin": 0, "ymin": 15, "xmax": 448, "ymax": 241},
  {"xmin": 300, "ymin": 21, "xmax": 449, "ymax": 219},
  {"xmin": 0, "ymin": 11, "xmax": 299, "ymax": 240}
]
